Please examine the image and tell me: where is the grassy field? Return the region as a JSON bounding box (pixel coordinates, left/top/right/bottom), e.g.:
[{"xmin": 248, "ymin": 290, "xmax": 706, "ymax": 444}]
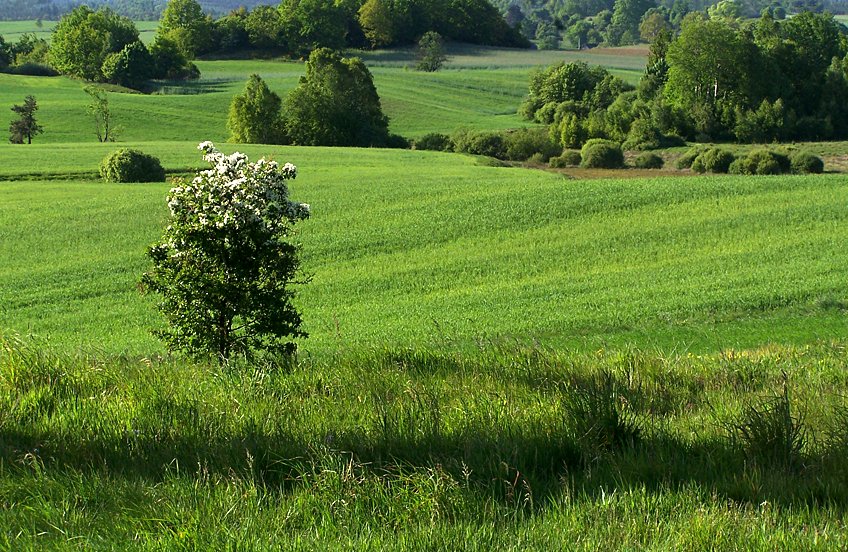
[
  {"xmin": 0, "ymin": 20, "xmax": 159, "ymax": 45},
  {"xmin": 0, "ymin": 36, "xmax": 646, "ymax": 142},
  {"xmin": 2, "ymin": 143, "xmax": 848, "ymax": 546},
  {"xmin": 3, "ymin": 142, "xmax": 848, "ymax": 358},
  {"xmin": 2, "ymin": 31, "xmax": 848, "ymax": 549}
]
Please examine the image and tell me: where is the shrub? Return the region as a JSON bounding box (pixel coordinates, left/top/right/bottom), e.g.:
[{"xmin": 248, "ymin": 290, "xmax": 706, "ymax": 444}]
[
  {"xmin": 580, "ymin": 138, "xmax": 619, "ymax": 158},
  {"xmin": 729, "ymin": 149, "xmax": 790, "ymax": 175},
  {"xmin": 100, "ymin": 149, "xmax": 166, "ymax": 182},
  {"xmin": 549, "ymin": 150, "xmax": 582, "ymax": 168},
  {"xmin": 503, "ymin": 127, "xmax": 560, "ymax": 162},
  {"xmin": 414, "ymin": 133, "xmax": 453, "ymax": 152},
  {"xmin": 452, "ymin": 130, "xmax": 507, "ymax": 159},
  {"xmin": 385, "ymin": 133, "xmax": 411, "ymax": 149},
  {"xmin": 580, "ymin": 141, "xmax": 624, "ymax": 168},
  {"xmin": 675, "ymin": 146, "xmax": 705, "ymax": 169},
  {"xmin": 633, "ymin": 152, "xmax": 664, "ymax": 169},
  {"xmin": 790, "ymin": 151, "xmax": 824, "ymax": 174},
  {"xmin": 691, "ymin": 148, "xmax": 735, "ymax": 174},
  {"xmin": 7, "ymin": 62, "xmax": 59, "ymax": 76}
]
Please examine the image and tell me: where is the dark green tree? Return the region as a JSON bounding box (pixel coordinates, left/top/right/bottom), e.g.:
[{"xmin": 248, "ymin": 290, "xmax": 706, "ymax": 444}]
[
  {"xmin": 606, "ymin": 0, "xmax": 655, "ymax": 45},
  {"xmin": 227, "ymin": 74, "xmax": 285, "ymax": 144},
  {"xmin": 279, "ymin": 0, "xmax": 348, "ymax": 54},
  {"xmin": 101, "ymin": 41, "xmax": 154, "ymax": 90},
  {"xmin": 283, "ymin": 48, "xmax": 390, "ymax": 146},
  {"xmin": 9, "ymin": 95, "xmax": 43, "ymax": 144}
]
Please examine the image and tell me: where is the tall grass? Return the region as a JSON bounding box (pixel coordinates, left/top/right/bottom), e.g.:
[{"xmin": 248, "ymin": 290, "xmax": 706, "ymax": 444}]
[{"xmin": 2, "ymin": 336, "xmax": 848, "ymax": 548}]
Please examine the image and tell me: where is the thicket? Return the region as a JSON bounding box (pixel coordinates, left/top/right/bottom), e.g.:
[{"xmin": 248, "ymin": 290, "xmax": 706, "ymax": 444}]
[
  {"xmin": 45, "ymin": 5, "xmax": 197, "ymax": 89},
  {"xmin": 521, "ymin": 12, "xmax": 848, "ymax": 151},
  {"xmin": 227, "ymin": 50, "xmax": 395, "ymax": 147},
  {"xmin": 99, "ymin": 149, "xmax": 166, "ymax": 182}
]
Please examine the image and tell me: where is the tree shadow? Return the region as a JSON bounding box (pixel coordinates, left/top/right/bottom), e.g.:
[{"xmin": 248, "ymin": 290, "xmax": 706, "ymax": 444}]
[{"xmin": 150, "ymin": 78, "xmax": 236, "ymax": 96}]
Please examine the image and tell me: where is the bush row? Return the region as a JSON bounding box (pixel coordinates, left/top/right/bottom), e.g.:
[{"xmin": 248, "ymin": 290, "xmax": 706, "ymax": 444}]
[{"xmin": 678, "ymin": 146, "xmax": 825, "ymax": 175}]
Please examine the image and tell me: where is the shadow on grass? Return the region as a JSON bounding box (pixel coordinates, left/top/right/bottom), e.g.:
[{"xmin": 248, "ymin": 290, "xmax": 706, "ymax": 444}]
[
  {"xmin": 150, "ymin": 78, "xmax": 236, "ymax": 95},
  {"xmin": 2, "ymin": 419, "xmax": 846, "ymax": 511}
]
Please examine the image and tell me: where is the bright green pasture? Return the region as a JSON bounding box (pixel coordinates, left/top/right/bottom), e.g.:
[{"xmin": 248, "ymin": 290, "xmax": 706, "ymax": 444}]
[
  {"xmin": 0, "ymin": 20, "xmax": 159, "ymax": 44},
  {"xmin": 2, "ymin": 142, "xmax": 848, "ymax": 356},
  {"xmin": 0, "ymin": 43, "xmax": 646, "ymax": 142},
  {"xmin": 0, "ymin": 62, "xmax": 534, "ymax": 141}
]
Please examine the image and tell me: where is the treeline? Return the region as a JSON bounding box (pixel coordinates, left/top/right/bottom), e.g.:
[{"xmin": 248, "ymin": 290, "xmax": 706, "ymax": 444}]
[
  {"xmin": 499, "ymin": 0, "xmax": 831, "ymax": 49},
  {"xmin": 521, "ymin": 11, "xmax": 848, "ymax": 149}
]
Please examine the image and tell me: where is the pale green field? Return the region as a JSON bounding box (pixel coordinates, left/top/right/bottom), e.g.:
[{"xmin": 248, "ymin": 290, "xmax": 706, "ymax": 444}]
[{"xmin": 0, "ymin": 20, "xmax": 159, "ymax": 45}]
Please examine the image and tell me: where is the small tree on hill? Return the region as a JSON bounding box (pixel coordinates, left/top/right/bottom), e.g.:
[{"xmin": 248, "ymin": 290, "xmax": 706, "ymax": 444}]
[
  {"xmin": 142, "ymin": 142, "xmax": 311, "ymax": 361},
  {"xmin": 9, "ymin": 95, "xmax": 43, "ymax": 144},
  {"xmin": 84, "ymin": 86, "xmax": 119, "ymax": 142},
  {"xmin": 416, "ymin": 31, "xmax": 448, "ymax": 71},
  {"xmin": 227, "ymin": 74, "xmax": 285, "ymax": 144}
]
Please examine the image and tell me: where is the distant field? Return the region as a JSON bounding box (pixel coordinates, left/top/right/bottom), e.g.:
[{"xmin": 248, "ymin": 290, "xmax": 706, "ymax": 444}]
[
  {"xmin": 0, "ymin": 20, "xmax": 159, "ymax": 44},
  {"xmin": 2, "ymin": 142, "xmax": 848, "ymax": 357},
  {"xmin": 0, "ymin": 61, "xmax": 537, "ymax": 141}
]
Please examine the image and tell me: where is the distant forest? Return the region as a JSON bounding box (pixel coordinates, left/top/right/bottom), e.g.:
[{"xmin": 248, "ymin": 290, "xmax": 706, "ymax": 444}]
[{"xmin": 0, "ymin": 0, "xmax": 268, "ymax": 20}]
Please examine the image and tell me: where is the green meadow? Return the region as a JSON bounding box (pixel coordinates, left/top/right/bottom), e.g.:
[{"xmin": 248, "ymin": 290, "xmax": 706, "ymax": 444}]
[{"xmin": 2, "ymin": 40, "xmax": 848, "ymax": 549}]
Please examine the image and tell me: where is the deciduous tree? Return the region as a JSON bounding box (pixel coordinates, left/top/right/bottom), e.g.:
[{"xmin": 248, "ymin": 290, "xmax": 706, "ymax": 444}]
[{"xmin": 142, "ymin": 142, "xmax": 310, "ymax": 361}]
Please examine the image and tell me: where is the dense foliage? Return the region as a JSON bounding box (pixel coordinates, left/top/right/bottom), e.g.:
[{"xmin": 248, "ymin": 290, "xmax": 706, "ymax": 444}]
[
  {"xmin": 522, "ymin": 12, "xmax": 848, "ymax": 149},
  {"xmin": 227, "ymin": 74, "xmax": 285, "ymax": 144},
  {"xmin": 283, "ymin": 48, "xmax": 391, "ymax": 146},
  {"xmin": 99, "ymin": 148, "xmax": 166, "ymax": 182},
  {"xmin": 142, "ymin": 142, "xmax": 310, "ymax": 360}
]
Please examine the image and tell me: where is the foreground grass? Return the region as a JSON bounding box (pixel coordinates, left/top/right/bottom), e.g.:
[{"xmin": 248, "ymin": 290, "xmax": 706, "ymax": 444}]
[
  {"xmin": 2, "ymin": 143, "xmax": 848, "ymax": 357},
  {"xmin": 1, "ymin": 337, "xmax": 847, "ymax": 549}
]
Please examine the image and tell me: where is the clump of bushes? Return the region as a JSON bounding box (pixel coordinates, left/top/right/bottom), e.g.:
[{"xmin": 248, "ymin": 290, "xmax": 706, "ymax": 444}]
[
  {"xmin": 633, "ymin": 152, "xmax": 664, "ymax": 169},
  {"xmin": 549, "ymin": 150, "xmax": 582, "ymax": 168},
  {"xmin": 100, "ymin": 149, "xmax": 165, "ymax": 183},
  {"xmin": 414, "ymin": 133, "xmax": 453, "ymax": 152},
  {"xmin": 452, "ymin": 129, "xmax": 507, "ymax": 159},
  {"xmin": 790, "ymin": 151, "xmax": 824, "ymax": 174},
  {"xmin": 503, "ymin": 127, "xmax": 560, "ymax": 162},
  {"xmin": 691, "ymin": 147, "xmax": 735, "ymax": 174},
  {"xmin": 729, "ymin": 149, "xmax": 790, "ymax": 175},
  {"xmin": 580, "ymin": 139, "xmax": 624, "ymax": 169},
  {"xmin": 675, "ymin": 146, "xmax": 706, "ymax": 169}
]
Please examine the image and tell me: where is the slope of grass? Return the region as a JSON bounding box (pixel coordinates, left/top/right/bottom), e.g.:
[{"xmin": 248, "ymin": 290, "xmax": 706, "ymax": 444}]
[
  {"xmin": 2, "ymin": 143, "xmax": 848, "ymax": 357},
  {"xmin": 0, "ymin": 43, "xmax": 646, "ymax": 142},
  {"xmin": 0, "ymin": 20, "xmax": 159, "ymax": 44}
]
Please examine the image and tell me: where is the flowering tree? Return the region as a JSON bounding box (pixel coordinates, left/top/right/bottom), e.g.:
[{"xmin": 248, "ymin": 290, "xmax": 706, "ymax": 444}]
[{"xmin": 142, "ymin": 142, "xmax": 310, "ymax": 361}]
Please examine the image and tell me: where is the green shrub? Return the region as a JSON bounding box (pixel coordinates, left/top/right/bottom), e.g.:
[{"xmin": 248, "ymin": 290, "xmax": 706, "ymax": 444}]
[
  {"xmin": 633, "ymin": 152, "xmax": 664, "ymax": 169},
  {"xmin": 8, "ymin": 62, "xmax": 59, "ymax": 76},
  {"xmin": 580, "ymin": 142, "xmax": 624, "ymax": 169},
  {"xmin": 580, "ymin": 138, "xmax": 619, "ymax": 158},
  {"xmin": 790, "ymin": 151, "xmax": 824, "ymax": 174},
  {"xmin": 691, "ymin": 148, "xmax": 735, "ymax": 174},
  {"xmin": 675, "ymin": 146, "xmax": 706, "ymax": 169},
  {"xmin": 414, "ymin": 133, "xmax": 453, "ymax": 152},
  {"xmin": 549, "ymin": 149, "xmax": 582, "ymax": 168},
  {"xmin": 503, "ymin": 127, "xmax": 560, "ymax": 162},
  {"xmin": 100, "ymin": 149, "xmax": 165, "ymax": 183},
  {"xmin": 729, "ymin": 149, "xmax": 790, "ymax": 175},
  {"xmin": 452, "ymin": 130, "xmax": 507, "ymax": 159}
]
